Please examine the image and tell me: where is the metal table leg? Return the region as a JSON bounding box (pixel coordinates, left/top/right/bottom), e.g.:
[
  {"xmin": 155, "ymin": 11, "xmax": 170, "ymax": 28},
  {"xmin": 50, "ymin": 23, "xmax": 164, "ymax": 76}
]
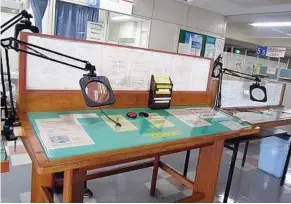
[
  {"xmin": 183, "ymin": 150, "xmax": 191, "ymax": 177},
  {"xmin": 280, "ymin": 141, "xmax": 291, "ymax": 186},
  {"xmin": 223, "ymin": 140, "xmax": 240, "ymax": 203},
  {"xmin": 241, "ymin": 141, "xmax": 249, "ymax": 167}
]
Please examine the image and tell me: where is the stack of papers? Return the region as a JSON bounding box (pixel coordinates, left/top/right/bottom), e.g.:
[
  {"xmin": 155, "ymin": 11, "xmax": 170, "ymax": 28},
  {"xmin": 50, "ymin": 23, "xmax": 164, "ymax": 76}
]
[{"xmin": 154, "ymin": 74, "xmax": 171, "ymax": 84}]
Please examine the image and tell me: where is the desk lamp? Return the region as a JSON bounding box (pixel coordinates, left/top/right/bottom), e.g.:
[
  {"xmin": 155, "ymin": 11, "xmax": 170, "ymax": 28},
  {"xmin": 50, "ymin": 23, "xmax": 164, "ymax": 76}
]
[
  {"xmin": 213, "ymin": 54, "xmax": 267, "ymax": 109},
  {"xmin": 1, "ymin": 36, "xmax": 117, "ymax": 140},
  {"xmin": 1, "ymin": 10, "xmax": 39, "ymax": 141},
  {"xmin": 1, "ymin": 12, "xmax": 116, "ymax": 142}
]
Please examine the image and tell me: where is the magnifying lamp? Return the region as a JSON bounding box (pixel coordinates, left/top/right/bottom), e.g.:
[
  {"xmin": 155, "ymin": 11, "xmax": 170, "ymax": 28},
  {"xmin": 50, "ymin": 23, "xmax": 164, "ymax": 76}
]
[
  {"xmin": 212, "ymin": 55, "xmax": 223, "ymax": 78},
  {"xmin": 80, "ymin": 74, "xmax": 115, "ymax": 107},
  {"xmin": 213, "ymin": 54, "xmax": 268, "ymax": 108},
  {"xmin": 1, "ymin": 36, "xmax": 116, "ymax": 140},
  {"xmin": 250, "ymin": 81, "xmax": 267, "ymax": 102}
]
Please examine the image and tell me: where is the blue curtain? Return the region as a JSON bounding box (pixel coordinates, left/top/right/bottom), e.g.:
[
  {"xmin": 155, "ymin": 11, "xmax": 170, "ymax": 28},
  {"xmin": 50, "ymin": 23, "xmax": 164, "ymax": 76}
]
[
  {"xmin": 31, "ymin": 0, "xmax": 48, "ymax": 33},
  {"xmin": 56, "ymin": 1, "xmax": 99, "ymax": 39}
]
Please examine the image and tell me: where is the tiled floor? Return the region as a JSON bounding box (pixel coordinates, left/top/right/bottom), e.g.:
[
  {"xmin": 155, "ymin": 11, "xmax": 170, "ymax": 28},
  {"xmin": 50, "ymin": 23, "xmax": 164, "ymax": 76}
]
[{"xmin": 1, "ymin": 126, "xmax": 291, "ymax": 203}]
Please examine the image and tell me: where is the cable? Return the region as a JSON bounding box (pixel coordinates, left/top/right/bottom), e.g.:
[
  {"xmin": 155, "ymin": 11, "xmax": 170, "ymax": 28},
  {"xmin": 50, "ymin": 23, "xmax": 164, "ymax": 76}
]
[
  {"xmin": 4, "ymin": 48, "xmax": 16, "ymax": 118},
  {"xmin": 0, "ymin": 54, "xmax": 8, "ymax": 118},
  {"xmin": 99, "ymin": 107, "xmax": 122, "ymax": 127}
]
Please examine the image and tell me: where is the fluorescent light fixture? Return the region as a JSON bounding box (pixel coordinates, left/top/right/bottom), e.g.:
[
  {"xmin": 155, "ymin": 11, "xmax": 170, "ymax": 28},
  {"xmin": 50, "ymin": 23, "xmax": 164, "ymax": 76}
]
[
  {"xmin": 272, "ymin": 28, "xmax": 291, "ymax": 36},
  {"xmin": 250, "ymin": 22, "xmax": 291, "ymax": 27},
  {"xmin": 110, "ymin": 15, "xmax": 133, "ymax": 21}
]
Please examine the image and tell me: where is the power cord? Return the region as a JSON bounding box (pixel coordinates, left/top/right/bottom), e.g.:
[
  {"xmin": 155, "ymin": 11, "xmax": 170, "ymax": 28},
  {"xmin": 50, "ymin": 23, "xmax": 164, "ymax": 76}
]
[{"xmin": 99, "ymin": 107, "xmax": 122, "ymax": 127}]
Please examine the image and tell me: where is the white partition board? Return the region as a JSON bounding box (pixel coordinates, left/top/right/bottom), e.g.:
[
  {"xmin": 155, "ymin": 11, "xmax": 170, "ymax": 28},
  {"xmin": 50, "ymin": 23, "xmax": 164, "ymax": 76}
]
[
  {"xmin": 25, "ymin": 35, "xmax": 211, "ymax": 91},
  {"xmin": 221, "ymin": 80, "xmax": 283, "ymax": 108}
]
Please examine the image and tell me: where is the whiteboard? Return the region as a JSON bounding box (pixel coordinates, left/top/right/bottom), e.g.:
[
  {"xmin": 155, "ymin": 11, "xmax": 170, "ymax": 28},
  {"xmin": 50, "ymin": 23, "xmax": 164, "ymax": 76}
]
[
  {"xmin": 25, "ymin": 35, "xmax": 211, "ymax": 91},
  {"xmin": 221, "ymin": 80, "xmax": 283, "ymax": 108}
]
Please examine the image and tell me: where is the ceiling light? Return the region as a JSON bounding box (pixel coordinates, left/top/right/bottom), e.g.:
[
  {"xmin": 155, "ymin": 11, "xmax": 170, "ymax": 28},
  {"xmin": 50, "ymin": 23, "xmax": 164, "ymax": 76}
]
[
  {"xmin": 272, "ymin": 28, "xmax": 291, "ymax": 37},
  {"xmin": 110, "ymin": 15, "xmax": 133, "ymax": 21},
  {"xmin": 250, "ymin": 22, "xmax": 291, "ymax": 27}
]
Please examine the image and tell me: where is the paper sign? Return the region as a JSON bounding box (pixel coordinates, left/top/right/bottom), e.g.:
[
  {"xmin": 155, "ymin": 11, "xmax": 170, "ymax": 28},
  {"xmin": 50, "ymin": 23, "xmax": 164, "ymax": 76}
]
[
  {"xmin": 186, "ymin": 107, "xmax": 226, "ymax": 119},
  {"xmin": 220, "ymin": 121, "xmax": 244, "ymax": 130},
  {"xmin": 175, "ymin": 114, "xmax": 211, "ymax": 128},
  {"xmin": 86, "ymin": 21, "xmax": 105, "ymax": 42},
  {"xmin": 178, "ymin": 43, "xmax": 191, "ymax": 55},
  {"xmin": 36, "ymin": 118, "xmax": 95, "ymax": 150},
  {"xmin": 146, "ymin": 113, "xmax": 175, "ymax": 128},
  {"xmin": 266, "ymin": 47, "xmax": 286, "ymax": 58}
]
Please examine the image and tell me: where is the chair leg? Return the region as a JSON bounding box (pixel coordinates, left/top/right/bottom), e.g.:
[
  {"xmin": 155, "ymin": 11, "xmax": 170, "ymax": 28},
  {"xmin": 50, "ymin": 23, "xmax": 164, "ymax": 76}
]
[
  {"xmin": 280, "ymin": 141, "xmax": 291, "ymax": 186},
  {"xmin": 183, "ymin": 150, "xmax": 191, "ymax": 177},
  {"xmin": 150, "ymin": 156, "xmax": 160, "ymax": 196},
  {"xmin": 223, "ymin": 140, "xmax": 240, "ymax": 203},
  {"xmin": 241, "ymin": 141, "xmax": 249, "ymax": 167}
]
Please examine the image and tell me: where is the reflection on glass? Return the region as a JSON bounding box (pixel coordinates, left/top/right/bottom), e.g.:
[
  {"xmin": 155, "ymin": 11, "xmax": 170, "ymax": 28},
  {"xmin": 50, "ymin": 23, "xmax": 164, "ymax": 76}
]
[
  {"xmin": 85, "ymin": 81, "xmax": 110, "ymax": 103},
  {"xmin": 107, "ymin": 12, "xmax": 150, "ymax": 48}
]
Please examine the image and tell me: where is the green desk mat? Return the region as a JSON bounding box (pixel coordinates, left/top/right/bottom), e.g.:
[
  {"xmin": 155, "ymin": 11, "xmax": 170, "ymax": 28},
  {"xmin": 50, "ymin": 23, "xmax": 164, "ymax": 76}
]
[
  {"xmin": 1, "ymin": 142, "xmax": 8, "ymax": 162},
  {"xmin": 28, "ymin": 107, "xmax": 250, "ymax": 160}
]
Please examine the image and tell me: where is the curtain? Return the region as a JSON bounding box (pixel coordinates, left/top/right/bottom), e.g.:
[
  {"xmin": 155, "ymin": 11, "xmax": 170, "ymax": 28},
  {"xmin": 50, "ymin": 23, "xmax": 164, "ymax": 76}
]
[
  {"xmin": 56, "ymin": 1, "xmax": 99, "ymax": 39},
  {"xmin": 31, "ymin": 0, "xmax": 48, "ymax": 33}
]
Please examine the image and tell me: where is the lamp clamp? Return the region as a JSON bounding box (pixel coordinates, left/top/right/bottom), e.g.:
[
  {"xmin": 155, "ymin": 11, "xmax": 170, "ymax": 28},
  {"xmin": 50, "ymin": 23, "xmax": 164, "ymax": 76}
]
[
  {"xmin": 254, "ymin": 76, "xmax": 261, "ymax": 84},
  {"xmin": 84, "ymin": 62, "xmax": 97, "ymax": 77},
  {"xmin": 20, "ymin": 10, "xmax": 33, "ymax": 19}
]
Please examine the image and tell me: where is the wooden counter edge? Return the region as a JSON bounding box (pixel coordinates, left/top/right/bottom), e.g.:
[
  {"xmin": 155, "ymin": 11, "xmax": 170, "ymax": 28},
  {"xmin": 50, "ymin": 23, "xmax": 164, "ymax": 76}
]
[{"xmin": 1, "ymin": 160, "xmax": 9, "ymax": 173}]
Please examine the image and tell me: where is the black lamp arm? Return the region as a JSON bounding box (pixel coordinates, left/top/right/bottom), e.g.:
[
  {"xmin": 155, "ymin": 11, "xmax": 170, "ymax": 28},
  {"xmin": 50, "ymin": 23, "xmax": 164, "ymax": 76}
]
[
  {"xmin": 1, "ymin": 37, "xmax": 96, "ymax": 74},
  {"xmin": 215, "ymin": 68, "xmax": 266, "ymax": 109},
  {"xmin": 223, "ymin": 70, "xmax": 257, "ymax": 81},
  {"xmin": 222, "ymin": 68, "xmax": 263, "ymax": 81},
  {"xmin": 1, "ymin": 10, "xmax": 32, "ymax": 34}
]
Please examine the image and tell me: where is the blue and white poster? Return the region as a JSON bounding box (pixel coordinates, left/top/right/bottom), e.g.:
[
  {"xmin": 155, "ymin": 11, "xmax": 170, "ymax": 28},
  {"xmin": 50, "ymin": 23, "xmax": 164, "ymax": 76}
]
[
  {"xmin": 204, "ymin": 36, "xmax": 216, "ymax": 58},
  {"xmin": 185, "ymin": 32, "xmax": 203, "ymax": 56}
]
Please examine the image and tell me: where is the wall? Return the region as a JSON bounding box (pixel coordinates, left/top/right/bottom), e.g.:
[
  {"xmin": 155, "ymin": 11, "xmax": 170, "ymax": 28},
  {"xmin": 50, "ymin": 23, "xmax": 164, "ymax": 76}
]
[
  {"xmin": 132, "ymin": 0, "xmax": 226, "ymax": 52},
  {"xmin": 43, "ymin": 0, "xmax": 226, "ymax": 52}
]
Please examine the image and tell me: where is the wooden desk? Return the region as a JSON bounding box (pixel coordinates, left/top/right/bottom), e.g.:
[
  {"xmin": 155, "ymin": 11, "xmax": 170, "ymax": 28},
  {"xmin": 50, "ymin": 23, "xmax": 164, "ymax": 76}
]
[
  {"xmin": 15, "ymin": 32, "xmax": 260, "ymax": 202},
  {"xmin": 221, "ymin": 107, "xmax": 291, "ymax": 203},
  {"xmin": 182, "ymin": 107, "xmax": 291, "ymax": 203},
  {"xmin": 20, "ymin": 107, "xmax": 258, "ymax": 203}
]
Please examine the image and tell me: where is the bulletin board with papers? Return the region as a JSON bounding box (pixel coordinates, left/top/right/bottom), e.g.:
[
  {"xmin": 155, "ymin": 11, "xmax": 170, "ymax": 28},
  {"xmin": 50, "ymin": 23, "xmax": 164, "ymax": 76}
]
[{"xmin": 21, "ymin": 33, "xmax": 212, "ymax": 92}]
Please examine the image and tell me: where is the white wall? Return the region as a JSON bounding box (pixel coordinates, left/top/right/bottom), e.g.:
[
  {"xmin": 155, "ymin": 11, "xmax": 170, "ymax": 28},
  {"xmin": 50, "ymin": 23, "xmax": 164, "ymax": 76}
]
[{"xmin": 133, "ymin": 0, "xmax": 227, "ymax": 52}]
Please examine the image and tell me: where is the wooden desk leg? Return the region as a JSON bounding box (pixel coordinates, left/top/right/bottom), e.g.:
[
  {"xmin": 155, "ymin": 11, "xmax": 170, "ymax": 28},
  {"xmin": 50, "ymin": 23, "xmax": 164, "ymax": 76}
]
[
  {"xmin": 31, "ymin": 164, "xmax": 53, "ymax": 203},
  {"xmin": 193, "ymin": 140, "xmax": 224, "ymax": 202},
  {"xmin": 150, "ymin": 156, "xmax": 160, "ymax": 196},
  {"xmin": 63, "ymin": 169, "xmax": 85, "ymax": 203}
]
